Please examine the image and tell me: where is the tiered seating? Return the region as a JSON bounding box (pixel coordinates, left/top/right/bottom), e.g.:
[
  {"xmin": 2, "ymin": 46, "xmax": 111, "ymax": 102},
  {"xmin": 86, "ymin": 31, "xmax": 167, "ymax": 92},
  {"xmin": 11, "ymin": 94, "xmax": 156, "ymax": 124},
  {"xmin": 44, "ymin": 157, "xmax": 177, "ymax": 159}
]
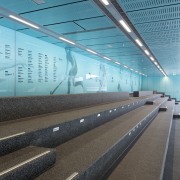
[
  {"xmin": 37, "ymin": 97, "xmax": 167, "ymax": 180},
  {"xmin": 107, "ymin": 100, "xmax": 174, "ymax": 180},
  {"xmin": 0, "ymin": 146, "xmax": 55, "ymax": 179},
  {"xmin": 0, "ymin": 92, "xmax": 164, "ymax": 179}
]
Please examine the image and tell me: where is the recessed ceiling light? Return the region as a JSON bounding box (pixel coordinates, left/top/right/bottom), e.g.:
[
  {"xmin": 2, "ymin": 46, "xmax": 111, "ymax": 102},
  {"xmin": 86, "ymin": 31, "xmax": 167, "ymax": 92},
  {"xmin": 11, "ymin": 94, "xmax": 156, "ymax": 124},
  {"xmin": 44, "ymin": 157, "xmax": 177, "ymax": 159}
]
[
  {"xmin": 135, "ymin": 39, "xmax": 143, "ymax": 47},
  {"xmin": 124, "ymin": 65, "xmax": 128, "ymax": 68},
  {"xmin": 115, "ymin": 62, "xmax": 121, "ymax": 65},
  {"xmin": 9, "ymin": 15, "xmax": 39, "ymax": 29},
  {"xmin": 101, "ymin": 0, "xmax": 109, "ymax": 5},
  {"xmin": 154, "ymin": 62, "xmax": 158, "ymax": 65},
  {"xmin": 144, "ymin": 50, "xmax": 150, "ymax": 55},
  {"xmin": 86, "ymin": 49, "xmax": 97, "ymax": 54},
  {"xmin": 59, "ymin": 37, "xmax": 75, "ymax": 45},
  {"xmin": 119, "ymin": 20, "xmax": 131, "ymax": 33}
]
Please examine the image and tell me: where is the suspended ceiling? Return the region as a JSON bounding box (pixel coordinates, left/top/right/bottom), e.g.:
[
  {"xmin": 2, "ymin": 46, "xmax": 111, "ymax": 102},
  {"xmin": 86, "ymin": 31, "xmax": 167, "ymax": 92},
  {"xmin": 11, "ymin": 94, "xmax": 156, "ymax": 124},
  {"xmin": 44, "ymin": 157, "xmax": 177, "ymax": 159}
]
[{"xmin": 0, "ymin": 0, "xmax": 178, "ymax": 76}]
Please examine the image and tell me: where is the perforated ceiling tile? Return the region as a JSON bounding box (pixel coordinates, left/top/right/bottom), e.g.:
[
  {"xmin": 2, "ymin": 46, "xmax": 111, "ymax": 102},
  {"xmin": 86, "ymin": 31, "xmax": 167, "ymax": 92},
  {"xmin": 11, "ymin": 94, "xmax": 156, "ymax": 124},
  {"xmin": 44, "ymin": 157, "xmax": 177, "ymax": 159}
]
[
  {"xmin": 128, "ymin": 4, "xmax": 180, "ymax": 24},
  {"xmin": 136, "ymin": 19, "xmax": 180, "ymax": 33},
  {"xmin": 118, "ymin": 0, "xmax": 180, "ymax": 12}
]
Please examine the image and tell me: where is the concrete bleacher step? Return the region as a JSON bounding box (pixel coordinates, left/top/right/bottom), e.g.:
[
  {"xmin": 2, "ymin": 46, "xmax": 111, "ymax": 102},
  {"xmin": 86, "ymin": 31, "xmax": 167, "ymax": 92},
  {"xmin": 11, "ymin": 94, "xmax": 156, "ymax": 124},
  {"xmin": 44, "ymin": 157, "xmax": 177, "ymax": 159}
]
[
  {"xmin": 0, "ymin": 95, "xmax": 161, "ymax": 156},
  {"xmin": 0, "ymin": 146, "xmax": 56, "ymax": 180},
  {"xmin": 163, "ymin": 118, "xmax": 180, "ymax": 180},
  {"xmin": 173, "ymin": 104, "xmax": 180, "ymax": 118},
  {"xmin": 107, "ymin": 100, "xmax": 174, "ymax": 180},
  {"xmin": 159, "ymin": 106, "xmax": 168, "ymax": 111},
  {"xmin": 36, "ymin": 97, "xmax": 167, "ymax": 180}
]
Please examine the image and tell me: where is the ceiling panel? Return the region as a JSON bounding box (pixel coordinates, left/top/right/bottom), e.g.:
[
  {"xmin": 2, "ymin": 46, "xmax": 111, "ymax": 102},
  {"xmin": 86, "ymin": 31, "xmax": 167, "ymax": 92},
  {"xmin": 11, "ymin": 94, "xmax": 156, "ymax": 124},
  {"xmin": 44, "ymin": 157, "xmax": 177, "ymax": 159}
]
[
  {"xmin": 44, "ymin": 22, "xmax": 83, "ymax": 34},
  {"xmin": 76, "ymin": 16, "xmax": 113, "ymax": 30},
  {"xmin": 21, "ymin": 1, "xmax": 103, "ymax": 25},
  {"xmin": 0, "ymin": 0, "xmax": 84, "ymax": 14},
  {"xmin": 65, "ymin": 28, "xmax": 121, "ymax": 41}
]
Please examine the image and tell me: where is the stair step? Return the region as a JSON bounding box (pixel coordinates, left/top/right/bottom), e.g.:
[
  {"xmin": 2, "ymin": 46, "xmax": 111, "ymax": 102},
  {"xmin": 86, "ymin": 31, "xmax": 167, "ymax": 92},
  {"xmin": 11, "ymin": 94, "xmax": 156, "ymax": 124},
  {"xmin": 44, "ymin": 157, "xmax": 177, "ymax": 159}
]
[
  {"xmin": 0, "ymin": 95, "xmax": 160, "ymax": 156},
  {"xmin": 0, "ymin": 146, "xmax": 56, "ymax": 180},
  {"xmin": 36, "ymin": 97, "xmax": 167, "ymax": 180},
  {"xmin": 107, "ymin": 101, "xmax": 174, "ymax": 180}
]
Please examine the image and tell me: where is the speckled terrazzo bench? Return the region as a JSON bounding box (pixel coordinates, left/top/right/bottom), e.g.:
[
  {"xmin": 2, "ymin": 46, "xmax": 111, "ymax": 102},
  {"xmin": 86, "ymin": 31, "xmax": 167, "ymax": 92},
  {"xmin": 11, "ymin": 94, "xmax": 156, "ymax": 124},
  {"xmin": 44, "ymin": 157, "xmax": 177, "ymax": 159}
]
[
  {"xmin": 0, "ymin": 95, "xmax": 161, "ymax": 156},
  {"xmin": 0, "ymin": 92, "xmax": 129, "ymax": 122},
  {"xmin": 0, "ymin": 146, "xmax": 56, "ymax": 180},
  {"xmin": 108, "ymin": 100, "xmax": 174, "ymax": 180},
  {"xmin": 36, "ymin": 97, "xmax": 167, "ymax": 180},
  {"xmin": 0, "ymin": 95, "xmax": 164, "ymax": 180}
]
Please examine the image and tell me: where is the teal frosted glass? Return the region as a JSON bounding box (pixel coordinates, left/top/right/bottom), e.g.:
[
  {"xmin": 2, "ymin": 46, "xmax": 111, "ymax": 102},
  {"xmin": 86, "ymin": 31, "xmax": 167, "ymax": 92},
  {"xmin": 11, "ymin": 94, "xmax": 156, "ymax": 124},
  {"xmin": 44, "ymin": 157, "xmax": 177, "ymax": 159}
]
[{"xmin": 0, "ymin": 25, "xmax": 142, "ymax": 97}]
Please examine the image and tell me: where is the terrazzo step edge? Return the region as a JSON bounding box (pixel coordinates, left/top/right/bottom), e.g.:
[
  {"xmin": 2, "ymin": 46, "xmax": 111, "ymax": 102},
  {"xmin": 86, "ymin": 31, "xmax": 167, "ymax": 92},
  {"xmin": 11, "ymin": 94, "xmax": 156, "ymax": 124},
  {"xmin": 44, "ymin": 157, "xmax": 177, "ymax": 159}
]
[{"xmin": 0, "ymin": 146, "xmax": 56, "ymax": 180}]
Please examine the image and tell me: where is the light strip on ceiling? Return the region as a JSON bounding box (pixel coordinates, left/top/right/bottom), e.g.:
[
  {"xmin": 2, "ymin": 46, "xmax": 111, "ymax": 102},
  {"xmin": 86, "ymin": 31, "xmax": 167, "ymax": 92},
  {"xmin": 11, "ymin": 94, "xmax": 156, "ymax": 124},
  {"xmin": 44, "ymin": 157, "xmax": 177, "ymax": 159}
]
[
  {"xmin": 150, "ymin": 56, "xmax": 154, "ymax": 61},
  {"xmin": 86, "ymin": 49, "xmax": 97, "ymax": 54},
  {"xmin": 119, "ymin": 20, "xmax": 131, "ymax": 33},
  {"xmin": 3, "ymin": 7, "xmax": 147, "ymax": 77},
  {"xmin": 96, "ymin": 0, "xmax": 167, "ymax": 76},
  {"xmin": 144, "ymin": 50, "xmax": 150, "ymax": 56},
  {"xmin": 135, "ymin": 39, "xmax": 143, "ymax": 47},
  {"xmin": 101, "ymin": 0, "xmax": 109, "ymax": 5},
  {"xmin": 9, "ymin": 15, "xmax": 39, "ymax": 29},
  {"xmin": 59, "ymin": 37, "xmax": 75, "ymax": 45},
  {"xmin": 104, "ymin": 56, "xmax": 111, "ymax": 61}
]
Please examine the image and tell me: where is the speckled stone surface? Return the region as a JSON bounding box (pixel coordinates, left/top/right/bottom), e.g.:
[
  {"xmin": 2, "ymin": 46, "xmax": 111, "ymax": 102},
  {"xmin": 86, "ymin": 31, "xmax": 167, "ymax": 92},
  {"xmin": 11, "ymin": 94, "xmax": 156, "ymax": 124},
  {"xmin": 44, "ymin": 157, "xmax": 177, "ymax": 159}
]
[
  {"xmin": 0, "ymin": 95, "xmax": 161, "ymax": 156},
  {"xmin": 0, "ymin": 146, "xmax": 56, "ymax": 180},
  {"xmin": 163, "ymin": 118, "xmax": 180, "ymax": 180},
  {"xmin": 0, "ymin": 95, "xmax": 160, "ymax": 156},
  {"xmin": 108, "ymin": 101, "xmax": 174, "ymax": 180},
  {"xmin": 36, "ymin": 97, "xmax": 166, "ymax": 180},
  {"xmin": 0, "ymin": 92, "xmax": 129, "ymax": 122}
]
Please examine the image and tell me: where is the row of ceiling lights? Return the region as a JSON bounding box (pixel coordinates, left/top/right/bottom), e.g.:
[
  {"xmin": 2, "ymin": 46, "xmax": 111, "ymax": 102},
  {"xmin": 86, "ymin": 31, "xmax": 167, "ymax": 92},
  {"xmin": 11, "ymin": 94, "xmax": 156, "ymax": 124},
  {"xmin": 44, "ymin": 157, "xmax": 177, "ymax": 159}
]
[
  {"xmin": 100, "ymin": 0, "xmax": 167, "ymax": 77},
  {"xmin": 8, "ymin": 9, "xmax": 147, "ymax": 76}
]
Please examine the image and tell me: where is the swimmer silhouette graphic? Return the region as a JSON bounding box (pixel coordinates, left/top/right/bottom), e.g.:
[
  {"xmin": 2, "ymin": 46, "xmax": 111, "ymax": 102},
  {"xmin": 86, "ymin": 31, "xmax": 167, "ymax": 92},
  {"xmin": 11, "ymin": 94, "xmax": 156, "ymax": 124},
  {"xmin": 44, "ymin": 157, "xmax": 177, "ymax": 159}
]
[
  {"xmin": 66, "ymin": 48, "xmax": 85, "ymax": 94},
  {"xmin": 50, "ymin": 48, "xmax": 85, "ymax": 94}
]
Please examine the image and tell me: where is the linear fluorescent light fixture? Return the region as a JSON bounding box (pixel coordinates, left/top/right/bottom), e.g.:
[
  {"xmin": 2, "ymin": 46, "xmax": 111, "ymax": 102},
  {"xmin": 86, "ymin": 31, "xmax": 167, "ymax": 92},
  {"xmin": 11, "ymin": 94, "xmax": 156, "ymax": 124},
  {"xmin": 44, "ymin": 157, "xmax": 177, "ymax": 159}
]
[
  {"xmin": 115, "ymin": 62, "xmax": 121, "ymax": 65},
  {"xmin": 9, "ymin": 15, "xmax": 39, "ymax": 29},
  {"xmin": 59, "ymin": 37, "xmax": 75, "ymax": 45},
  {"xmin": 101, "ymin": 0, "xmax": 109, "ymax": 5},
  {"xmin": 119, "ymin": 20, "xmax": 131, "ymax": 33},
  {"xmin": 144, "ymin": 50, "xmax": 150, "ymax": 56},
  {"xmin": 150, "ymin": 57, "xmax": 154, "ymax": 61},
  {"xmin": 104, "ymin": 56, "xmax": 111, "ymax": 61},
  {"xmin": 86, "ymin": 49, "xmax": 97, "ymax": 54},
  {"xmin": 135, "ymin": 39, "xmax": 143, "ymax": 47}
]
